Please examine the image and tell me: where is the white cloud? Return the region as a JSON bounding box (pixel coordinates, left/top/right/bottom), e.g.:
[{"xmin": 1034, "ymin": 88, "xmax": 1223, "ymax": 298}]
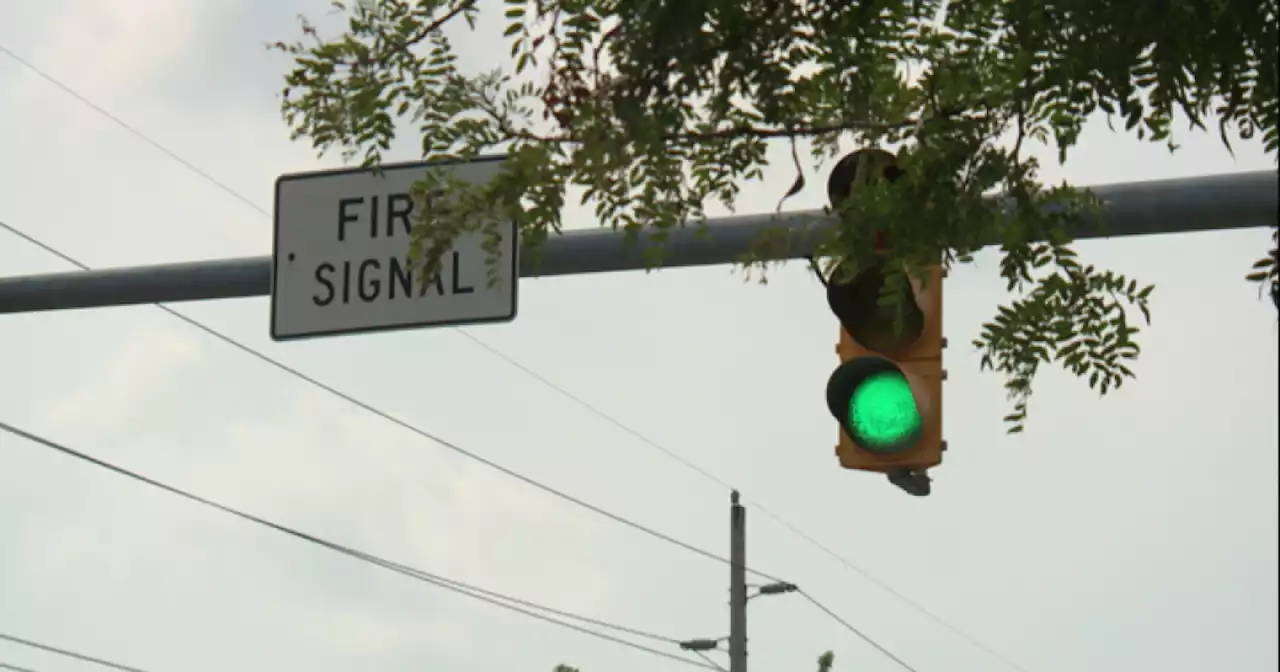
[
  {"xmin": 9, "ymin": 318, "xmax": 624, "ymax": 658},
  {"xmin": 19, "ymin": 0, "xmax": 223, "ymax": 100},
  {"xmin": 1, "ymin": 2, "xmax": 1276, "ymax": 672},
  {"xmin": 43, "ymin": 324, "xmax": 203, "ymax": 431}
]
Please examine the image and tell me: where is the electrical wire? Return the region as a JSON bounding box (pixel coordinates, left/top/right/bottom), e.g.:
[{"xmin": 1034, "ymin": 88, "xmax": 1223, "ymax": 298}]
[
  {"xmin": 452, "ymin": 334, "xmax": 1033, "ymax": 672},
  {"xmin": 0, "ymin": 210, "xmax": 1027, "ymax": 672},
  {"xmin": 0, "ymin": 633, "xmax": 150, "ymax": 672},
  {"xmin": 0, "ymin": 661, "xmax": 40, "ymax": 672},
  {"xmin": 2, "ymin": 37, "xmax": 733, "ymax": 497},
  {"xmin": 1, "ymin": 42, "xmax": 1033, "ymax": 672},
  {"xmin": 798, "ymin": 591, "xmax": 919, "ymax": 672},
  {"xmin": 0, "ymin": 45, "xmax": 262, "ymax": 218},
  {"xmin": 454, "ymin": 330, "xmax": 740, "ymax": 491},
  {"xmin": 0, "ymin": 217, "xmax": 784, "ymax": 586},
  {"xmin": 690, "ymin": 651, "xmax": 727, "ymax": 672},
  {"xmin": 0, "ymin": 420, "xmax": 717, "ymax": 670},
  {"xmin": 784, "ymin": 522, "xmax": 1032, "ymax": 672}
]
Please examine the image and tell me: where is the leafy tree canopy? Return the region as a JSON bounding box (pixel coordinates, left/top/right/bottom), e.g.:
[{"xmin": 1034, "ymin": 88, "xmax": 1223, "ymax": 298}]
[{"xmin": 272, "ymin": 0, "xmax": 1277, "ymax": 431}]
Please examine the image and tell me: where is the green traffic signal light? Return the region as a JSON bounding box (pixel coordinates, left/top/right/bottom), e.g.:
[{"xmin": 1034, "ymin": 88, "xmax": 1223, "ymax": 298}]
[
  {"xmin": 826, "ymin": 356, "xmax": 924, "ymax": 454},
  {"xmin": 849, "ymin": 370, "xmax": 922, "ymax": 449}
]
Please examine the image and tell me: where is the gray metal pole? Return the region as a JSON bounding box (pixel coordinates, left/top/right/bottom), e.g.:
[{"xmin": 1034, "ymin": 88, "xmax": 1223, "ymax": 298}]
[
  {"xmin": 0, "ymin": 170, "xmax": 1274, "ymax": 314},
  {"xmin": 729, "ymin": 490, "xmax": 747, "ymax": 672}
]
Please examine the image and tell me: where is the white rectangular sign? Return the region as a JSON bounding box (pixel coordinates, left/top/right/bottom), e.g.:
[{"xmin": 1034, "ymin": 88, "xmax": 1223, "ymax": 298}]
[{"xmin": 270, "ymin": 156, "xmax": 518, "ymax": 341}]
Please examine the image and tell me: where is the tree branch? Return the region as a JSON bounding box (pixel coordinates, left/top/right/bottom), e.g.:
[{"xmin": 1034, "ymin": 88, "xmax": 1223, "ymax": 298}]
[
  {"xmin": 398, "ymin": 0, "xmax": 478, "ymax": 57},
  {"xmin": 336, "ymin": 0, "xmax": 479, "ymax": 68},
  {"xmin": 497, "ymin": 115, "xmax": 987, "ymax": 145}
]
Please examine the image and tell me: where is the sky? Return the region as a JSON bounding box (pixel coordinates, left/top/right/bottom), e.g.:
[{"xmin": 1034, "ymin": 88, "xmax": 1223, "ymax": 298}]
[{"xmin": 0, "ymin": 2, "xmax": 1276, "ymax": 672}]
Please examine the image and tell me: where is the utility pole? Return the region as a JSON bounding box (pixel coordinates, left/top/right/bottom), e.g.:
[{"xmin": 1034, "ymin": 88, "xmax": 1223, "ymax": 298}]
[
  {"xmin": 729, "ymin": 490, "xmax": 747, "ymax": 672},
  {"xmin": 679, "ymin": 493, "xmax": 795, "ymax": 667}
]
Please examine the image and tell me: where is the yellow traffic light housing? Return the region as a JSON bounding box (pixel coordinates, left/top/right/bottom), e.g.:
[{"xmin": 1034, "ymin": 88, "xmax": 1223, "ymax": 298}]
[
  {"xmin": 829, "ymin": 265, "xmax": 944, "ymax": 474},
  {"xmin": 822, "ymin": 148, "xmax": 945, "ymax": 496}
]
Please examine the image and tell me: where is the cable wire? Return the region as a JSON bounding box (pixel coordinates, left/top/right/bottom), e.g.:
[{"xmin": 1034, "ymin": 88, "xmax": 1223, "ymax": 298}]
[
  {"xmin": 1, "ymin": 38, "xmax": 736, "ymax": 498},
  {"xmin": 0, "ymin": 661, "xmax": 40, "ymax": 672},
  {"xmin": 455, "ymin": 330, "xmax": 741, "ymax": 491},
  {"xmin": 2, "ymin": 38, "xmax": 735, "ymax": 499},
  {"xmin": 0, "ymin": 633, "xmax": 150, "ymax": 672},
  {"xmin": 691, "ymin": 651, "xmax": 727, "ymax": 672},
  {"xmin": 798, "ymin": 591, "xmax": 919, "ymax": 672},
  {"xmin": 0, "ymin": 44, "xmax": 265, "ymax": 219},
  {"xmin": 0, "ymin": 217, "xmax": 783, "ymax": 585},
  {"xmin": 457, "ymin": 335, "xmax": 1032, "ymax": 670},
  {"xmin": 0, "ymin": 420, "xmax": 716, "ymax": 670},
  {"xmin": 0, "ymin": 43, "xmax": 1032, "ymax": 672},
  {"xmin": 779, "ymin": 519, "xmax": 1031, "ymax": 672},
  {"xmin": 458, "ymin": 332, "xmax": 1032, "ymax": 672}
]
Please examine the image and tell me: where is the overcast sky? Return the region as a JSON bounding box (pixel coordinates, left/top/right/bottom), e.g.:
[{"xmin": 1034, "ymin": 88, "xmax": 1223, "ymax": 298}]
[{"xmin": 1, "ymin": 2, "xmax": 1276, "ymax": 672}]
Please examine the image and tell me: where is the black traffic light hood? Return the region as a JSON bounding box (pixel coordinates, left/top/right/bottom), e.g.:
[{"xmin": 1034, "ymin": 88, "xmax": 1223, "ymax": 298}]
[{"xmin": 826, "ymin": 261, "xmax": 924, "ymax": 354}]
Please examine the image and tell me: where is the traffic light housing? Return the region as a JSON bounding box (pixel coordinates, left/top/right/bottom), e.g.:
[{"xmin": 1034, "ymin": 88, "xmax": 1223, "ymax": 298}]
[
  {"xmin": 828, "ymin": 264, "xmax": 944, "ymax": 473},
  {"xmin": 823, "ymin": 149, "xmax": 945, "ymax": 494}
]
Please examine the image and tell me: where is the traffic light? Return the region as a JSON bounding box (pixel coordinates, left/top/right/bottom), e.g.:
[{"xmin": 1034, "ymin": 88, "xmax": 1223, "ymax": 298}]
[{"xmin": 822, "ymin": 149, "xmax": 945, "ymax": 496}]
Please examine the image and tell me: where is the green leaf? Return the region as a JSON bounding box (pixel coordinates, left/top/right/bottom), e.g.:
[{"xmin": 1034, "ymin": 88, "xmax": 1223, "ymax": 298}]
[{"xmin": 272, "ymin": 0, "xmax": 1276, "ymax": 438}]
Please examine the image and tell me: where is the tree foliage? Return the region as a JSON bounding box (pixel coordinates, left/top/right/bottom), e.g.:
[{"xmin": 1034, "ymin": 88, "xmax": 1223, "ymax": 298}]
[{"xmin": 272, "ymin": 0, "xmax": 1277, "ymax": 431}]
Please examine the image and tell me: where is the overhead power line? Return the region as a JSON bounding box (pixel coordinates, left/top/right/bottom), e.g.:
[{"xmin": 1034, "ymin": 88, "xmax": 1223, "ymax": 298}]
[
  {"xmin": 790, "ymin": 525, "xmax": 1031, "ymax": 672},
  {"xmin": 441, "ymin": 335, "xmax": 1032, "ymax": 672},
  {"xmin": 0, "ymin": 216, "xmax": 783, "ymax": 586},
  {"xmin": 2, "ymin": 417, "xmax": 914, "ymax": 672},
  {"xmin": 458, "ymin": 334, "xmax": 1023, "ymax": 671},
  {"xmin": 0, "ymin": 43, "xmax": 1031, "ymax": 672},
  {"xmin": 454, "ymin": 330, "xmax": 739, "ymax": 491},
  {"xmin": 799, "ymin": 591, "xmax": 920, "ymax": 672},
  {"xmin": 0, "ymin": 632, "xmax": 151, "ymax": 672},
  {"xmin": 0, "ymin": 661, "xmax": 40, "ymax": 672},
  {"xmin": 0, "ymin": 419, "xmax": 718, "ymax": 670},
  {"xmin": 0, "ymin": 44, "xmax": 260, "ymax": 217},
  {"xmin": 0, "ymin": 38, "xmax": 734, "ymax": 494}
]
